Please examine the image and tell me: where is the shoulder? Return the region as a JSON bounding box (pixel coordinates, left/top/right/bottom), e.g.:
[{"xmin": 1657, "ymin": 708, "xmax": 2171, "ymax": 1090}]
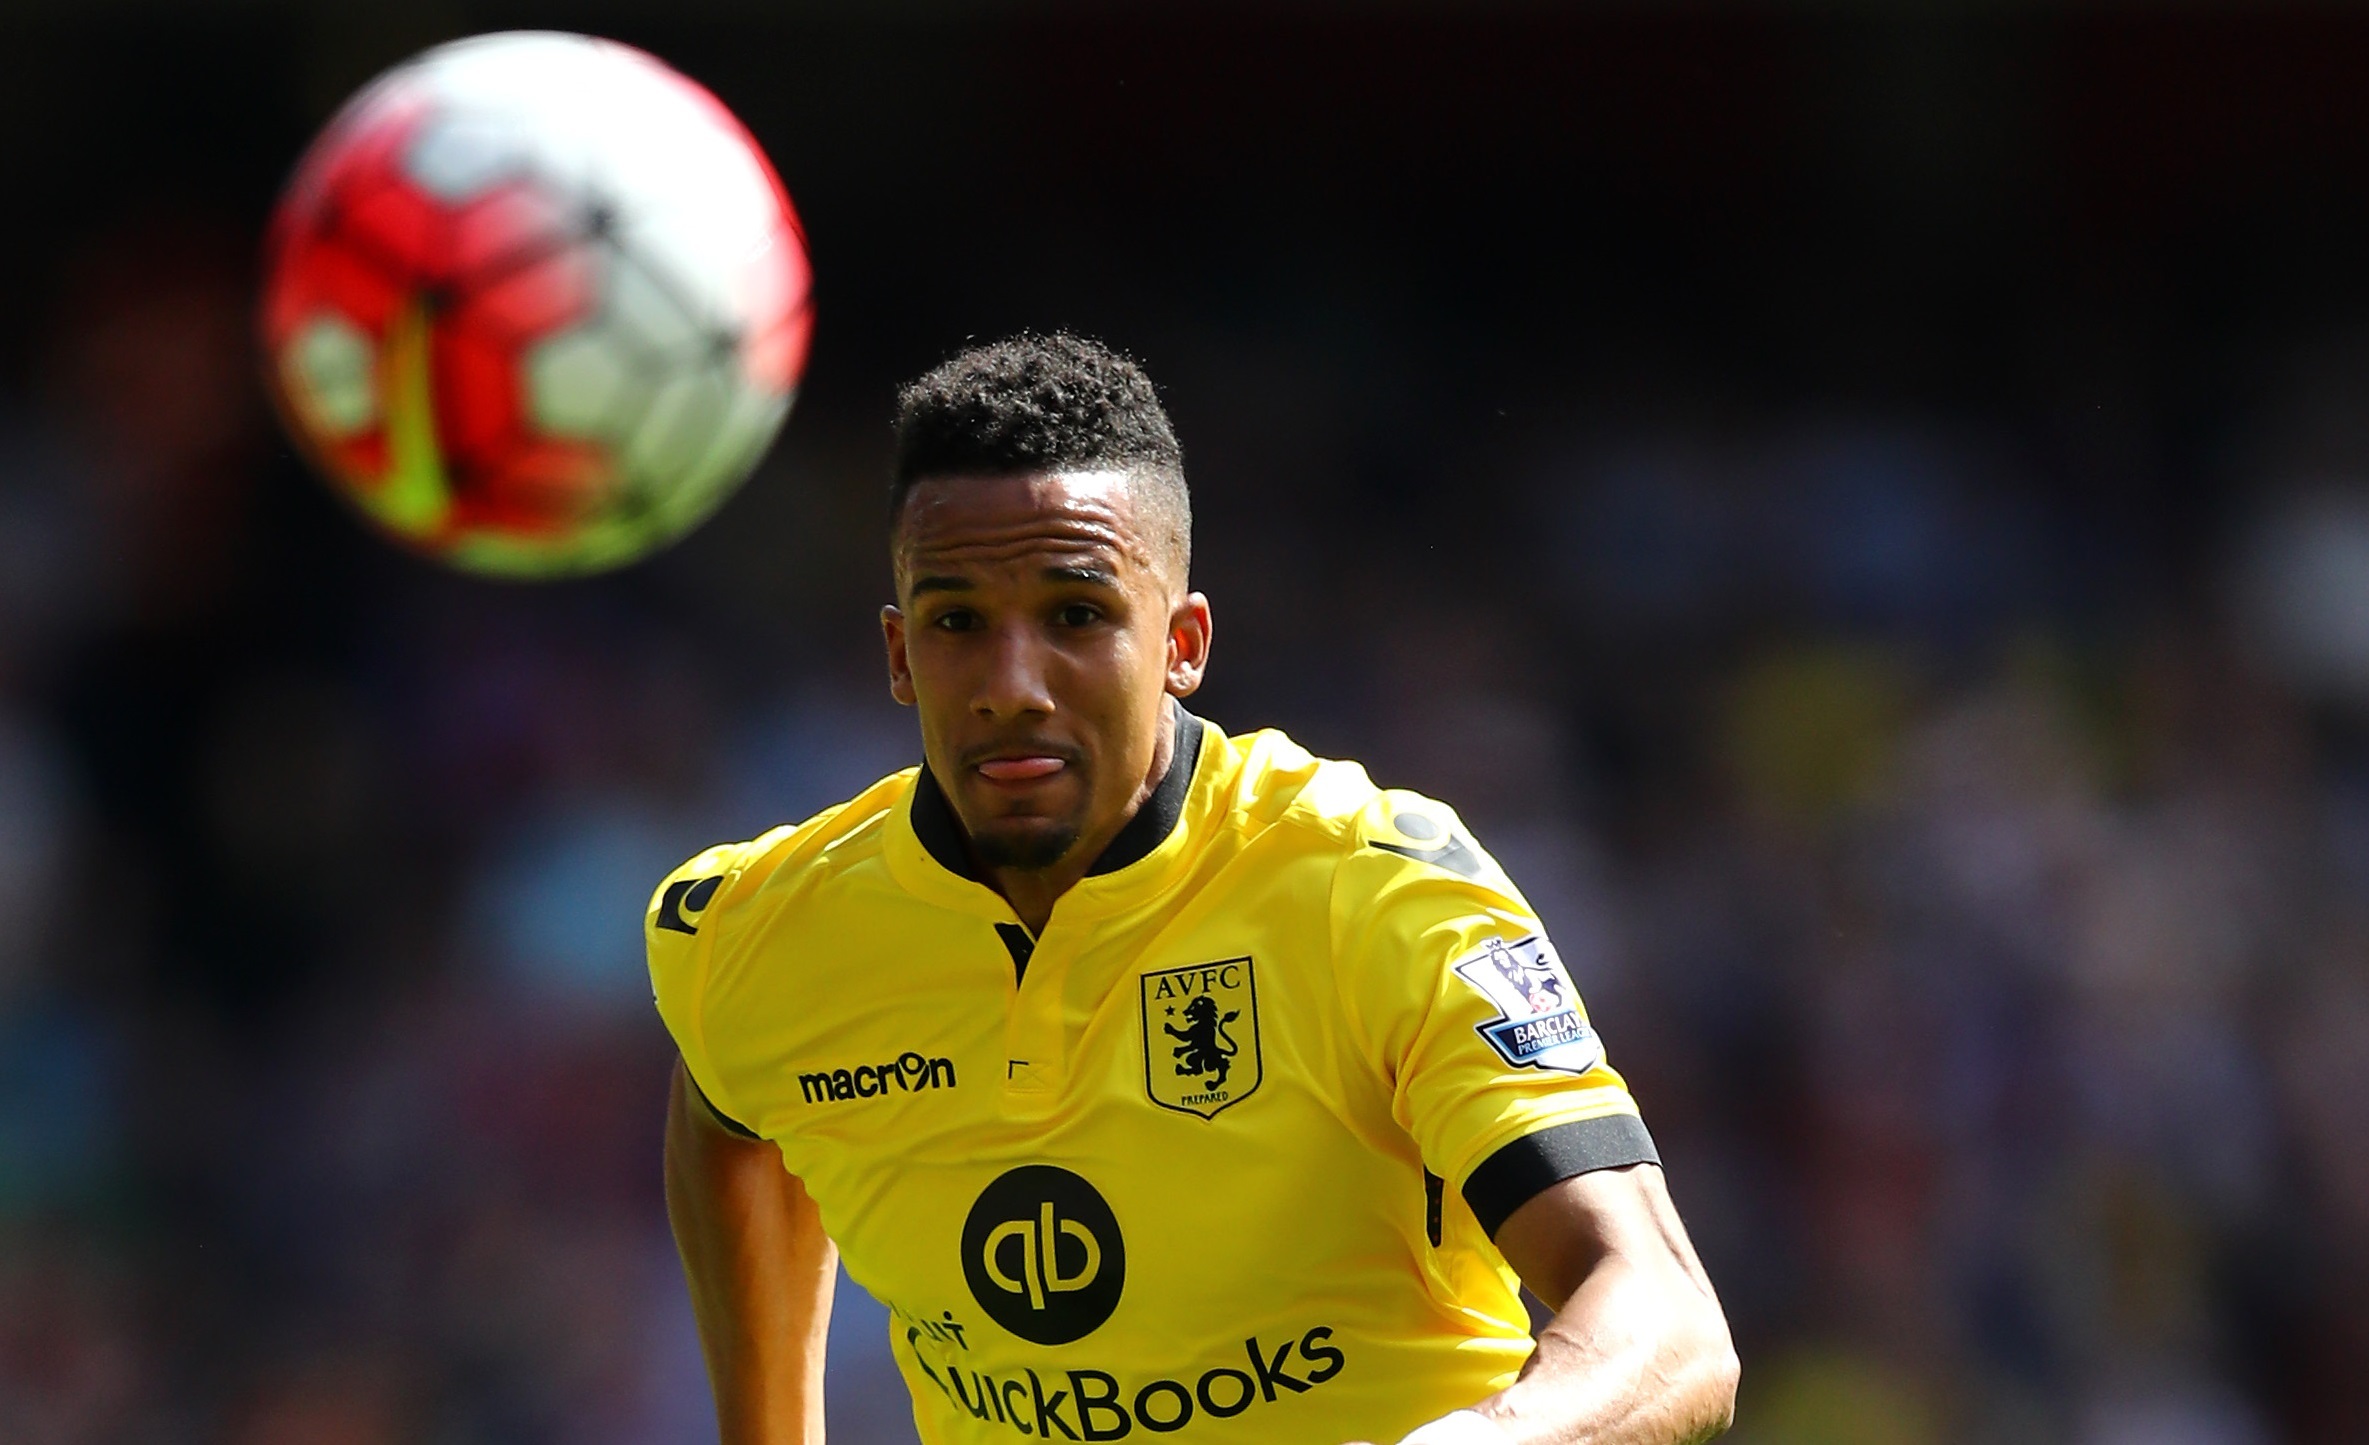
[
  {"xmin": 645, "ymin": 766, "xmax": 917, "ymax": 979},
  {"xmin": 645, "ymin": 767, "xmax": 919, "ymax": 1130},
  {"xmin": 1210, "ymin": 721, "xmax": 1530, "ymax": 915}
]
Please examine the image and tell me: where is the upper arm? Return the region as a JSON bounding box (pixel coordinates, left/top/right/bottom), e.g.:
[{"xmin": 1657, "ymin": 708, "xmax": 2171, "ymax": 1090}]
[{"xmin": 1491, "ymin": 1162, "xmax": 1717, "ymax": 1312}]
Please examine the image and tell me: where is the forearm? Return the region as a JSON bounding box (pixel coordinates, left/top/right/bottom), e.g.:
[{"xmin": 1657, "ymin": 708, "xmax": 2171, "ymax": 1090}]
[
  {"xmin": 1447, "ymin": 1165, "xmax": 1737, "ymax": 1445},
  {"xmin": 664, "ymin": 1060, "xmax": 838, "ymax": 1445},
  {"xmin": 1475, "ymin": 1254, "xmax": 1737, "ymax": 1445}
]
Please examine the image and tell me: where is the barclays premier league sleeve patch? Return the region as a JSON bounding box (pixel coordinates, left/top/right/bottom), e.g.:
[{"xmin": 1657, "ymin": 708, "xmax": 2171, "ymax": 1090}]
[{"xmin": 1451, "ymin": 935, "xmax": 1604, "ymax": 1075}]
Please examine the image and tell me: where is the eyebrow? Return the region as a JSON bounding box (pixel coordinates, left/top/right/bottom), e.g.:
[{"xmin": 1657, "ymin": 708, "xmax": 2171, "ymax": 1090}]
[{"xmin": 907, "ymin": 564, "xmax": 1120, "ymax": 598}]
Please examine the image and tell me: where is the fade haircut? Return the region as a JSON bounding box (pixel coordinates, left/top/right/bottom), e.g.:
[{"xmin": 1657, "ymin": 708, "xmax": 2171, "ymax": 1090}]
[{"xmin": 891, "ymin": 332, "xmax": 1191, "ymax": 577}]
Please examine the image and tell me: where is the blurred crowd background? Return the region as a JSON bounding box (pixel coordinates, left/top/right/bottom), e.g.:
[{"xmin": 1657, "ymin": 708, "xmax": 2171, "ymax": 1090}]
[{"xmin": 4, "ymin": 4, "xmax": 2369, "ymax": 1443}]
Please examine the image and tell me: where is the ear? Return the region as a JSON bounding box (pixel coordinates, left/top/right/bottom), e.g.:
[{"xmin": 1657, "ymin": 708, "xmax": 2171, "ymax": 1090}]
[
  {"xmin": 1165, "ymin": 591, "xmax": 1212, "ymax": 697},
  {"xmin": 882, "ymin": 605, "xmax": 916, "ymax": 706}
]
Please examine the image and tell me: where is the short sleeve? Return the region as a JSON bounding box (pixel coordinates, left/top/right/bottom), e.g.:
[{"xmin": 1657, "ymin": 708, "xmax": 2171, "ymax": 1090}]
[
  {"xmin": 1330, "ymin": 794, "xmax": 1656, "ymax": 1237},
  {"xmin": 647, "ymin": 841, "xmax": 759, "ymax": 1138}
]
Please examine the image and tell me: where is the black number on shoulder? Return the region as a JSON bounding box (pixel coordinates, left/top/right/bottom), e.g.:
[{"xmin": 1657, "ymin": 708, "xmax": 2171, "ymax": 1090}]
[
  {"xmin": 1367, "ymin": 819, "xmax": 1487, "ymax": 880},
  {"xmin": 657, "ymin": 874, "xmax": 725, "ymax": 934}
]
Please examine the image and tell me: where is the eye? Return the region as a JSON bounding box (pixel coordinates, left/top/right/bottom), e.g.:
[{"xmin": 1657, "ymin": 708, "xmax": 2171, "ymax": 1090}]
[
  {"xmin": 1054, "ymin": 602, "xmax": 1102, "ymax": 627},
  {"xmin": 932, "ymin": 608, "xmax": 980, "ymax": 632}
]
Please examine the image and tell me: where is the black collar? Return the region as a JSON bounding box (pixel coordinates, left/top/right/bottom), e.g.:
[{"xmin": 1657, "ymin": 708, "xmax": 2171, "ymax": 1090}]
[{"xmin": 910, "ymin": 700, "xmax": 1204, "ymax": 883}]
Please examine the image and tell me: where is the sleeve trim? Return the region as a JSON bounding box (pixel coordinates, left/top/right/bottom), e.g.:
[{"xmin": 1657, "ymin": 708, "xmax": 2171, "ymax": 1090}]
[
  {"xmin": 1461, "ymin": 1113, "xmax": 1660, "ymax": 1237},
  {"xmin": 688, "ymin": 1068, "xmax": 761, "ymax": 1140}
]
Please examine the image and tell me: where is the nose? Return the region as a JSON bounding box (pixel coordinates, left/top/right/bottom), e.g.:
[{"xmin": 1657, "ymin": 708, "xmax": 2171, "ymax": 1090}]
[{"xmin": 972, "ymin": 617, "xmax": 1056, "ymax": 722}]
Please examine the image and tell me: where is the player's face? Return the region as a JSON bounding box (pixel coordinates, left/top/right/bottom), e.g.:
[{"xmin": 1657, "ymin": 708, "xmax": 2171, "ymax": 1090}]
[{"xmin": 883, "ymin": 471, "xmax": 1210, "ymax": 876}]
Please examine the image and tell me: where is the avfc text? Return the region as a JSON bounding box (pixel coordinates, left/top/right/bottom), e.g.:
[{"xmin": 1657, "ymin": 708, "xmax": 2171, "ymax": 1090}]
[{"xmin": 801, "ymin": 1051, "xmax": 957, "ymax": 1104}]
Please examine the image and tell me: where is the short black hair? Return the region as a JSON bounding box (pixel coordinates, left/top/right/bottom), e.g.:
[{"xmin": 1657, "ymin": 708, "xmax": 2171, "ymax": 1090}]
[{"xmin": 891, "ymin": 332, "xmax": 1190, "ymax": 574}]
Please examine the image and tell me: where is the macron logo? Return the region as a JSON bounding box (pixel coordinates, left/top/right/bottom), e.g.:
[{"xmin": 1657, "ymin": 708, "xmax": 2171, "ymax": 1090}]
[{"xmin": 800, "ymin": 1051, "xmax": 957, "ymax": 1103}]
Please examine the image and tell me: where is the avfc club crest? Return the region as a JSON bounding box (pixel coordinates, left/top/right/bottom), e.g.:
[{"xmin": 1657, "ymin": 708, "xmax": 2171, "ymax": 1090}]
[
  {"xmin": 1452, "ymin": 935, "xmax": 1605, "ymax": 1075},
  {"xmin": 1140, "ymin": 958, "xmax": 1262, "ymax": 1119}
]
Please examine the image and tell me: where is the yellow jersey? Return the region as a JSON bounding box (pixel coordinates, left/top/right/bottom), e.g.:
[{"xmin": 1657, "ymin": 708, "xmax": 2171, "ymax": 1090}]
[{"xmin": 648, "ymin": 706, "xmax": 1655, "ymax": 1445}]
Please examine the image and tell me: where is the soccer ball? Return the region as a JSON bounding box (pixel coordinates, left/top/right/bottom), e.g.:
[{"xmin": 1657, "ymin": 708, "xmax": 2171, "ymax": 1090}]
[{"xmin": 259, "ymin": 31, "xmax": 811, "ymax": 577}]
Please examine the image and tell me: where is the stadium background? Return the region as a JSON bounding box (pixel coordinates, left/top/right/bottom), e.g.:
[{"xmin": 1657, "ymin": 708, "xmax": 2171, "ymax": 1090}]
[{"xmin": 3, "ymin": 3, "xmax": 2369, "ymax": 1442}]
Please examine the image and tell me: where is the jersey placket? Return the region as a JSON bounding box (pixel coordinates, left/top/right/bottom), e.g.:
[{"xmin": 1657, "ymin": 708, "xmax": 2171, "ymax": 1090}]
[{"xmin": 1001, "ymin": 922, "xmax": 1070, "ymax": 1113}]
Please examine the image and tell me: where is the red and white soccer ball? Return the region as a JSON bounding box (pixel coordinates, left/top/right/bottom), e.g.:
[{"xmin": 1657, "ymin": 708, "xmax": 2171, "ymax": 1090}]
[{"xmin": 260, "ymin": 31, "xmax": 811, "ymax": 577}]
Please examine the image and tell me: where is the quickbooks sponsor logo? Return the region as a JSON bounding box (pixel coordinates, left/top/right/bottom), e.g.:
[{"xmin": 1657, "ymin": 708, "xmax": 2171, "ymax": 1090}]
[
  {"xmin": 798, "ymin": 1051, "xmax": 956, "ymax": 1103},
  {"xmin": 963, "ymin": 1167, "xmax": 1125, "ymax": 1345},
  {"xmin": 903, "ymin": 1325, "xmax": 1348, "ymax": 1440}
]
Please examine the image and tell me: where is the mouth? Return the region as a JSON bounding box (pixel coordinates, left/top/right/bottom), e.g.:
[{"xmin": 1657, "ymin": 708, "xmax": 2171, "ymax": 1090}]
[
  {"xmin": 962, "ymin": 741, "xmax": 1084, "ymax": 788},
  {"xmin": 977, "ymin": 756, "xmax": 1065, "ymax": 782}
]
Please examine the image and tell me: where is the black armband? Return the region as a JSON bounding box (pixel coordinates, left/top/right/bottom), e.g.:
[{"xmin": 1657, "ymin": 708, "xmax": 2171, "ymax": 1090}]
[{"xmin": 1461, "ymin": 1114, "xmax": 1659, "ymax": 1237}]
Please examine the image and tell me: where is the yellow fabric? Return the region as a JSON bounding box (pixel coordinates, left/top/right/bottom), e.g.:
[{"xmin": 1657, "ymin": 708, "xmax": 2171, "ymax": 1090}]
[{"xmin": 647, "ymin": 715, "xmax": 1643, "ymax": 1445}]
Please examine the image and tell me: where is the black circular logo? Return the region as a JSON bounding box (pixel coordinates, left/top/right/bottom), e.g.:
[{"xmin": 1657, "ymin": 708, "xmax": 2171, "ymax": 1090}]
[{"xmin": 961, "ymin": 1166, "xmax": 1126, "ymax": 1345}]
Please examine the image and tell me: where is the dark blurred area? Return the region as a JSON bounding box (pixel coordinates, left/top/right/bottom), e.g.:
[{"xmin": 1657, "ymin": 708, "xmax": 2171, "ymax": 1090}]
[{"xmin": 4, "ymin": 3, "xmax": 2369, "ymax": 1442}]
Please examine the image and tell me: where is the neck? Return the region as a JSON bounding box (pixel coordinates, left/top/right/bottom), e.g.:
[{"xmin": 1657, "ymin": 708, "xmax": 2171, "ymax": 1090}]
[{"xmin": 986, "ymin": 705, "xmax": 1178, "ymax": 935}]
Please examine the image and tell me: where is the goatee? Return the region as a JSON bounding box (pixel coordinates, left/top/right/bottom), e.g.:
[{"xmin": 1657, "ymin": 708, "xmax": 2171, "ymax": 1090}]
[{"xmin": 973, "ymin": 825, "xmax": 1079, "ymax": 873}]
